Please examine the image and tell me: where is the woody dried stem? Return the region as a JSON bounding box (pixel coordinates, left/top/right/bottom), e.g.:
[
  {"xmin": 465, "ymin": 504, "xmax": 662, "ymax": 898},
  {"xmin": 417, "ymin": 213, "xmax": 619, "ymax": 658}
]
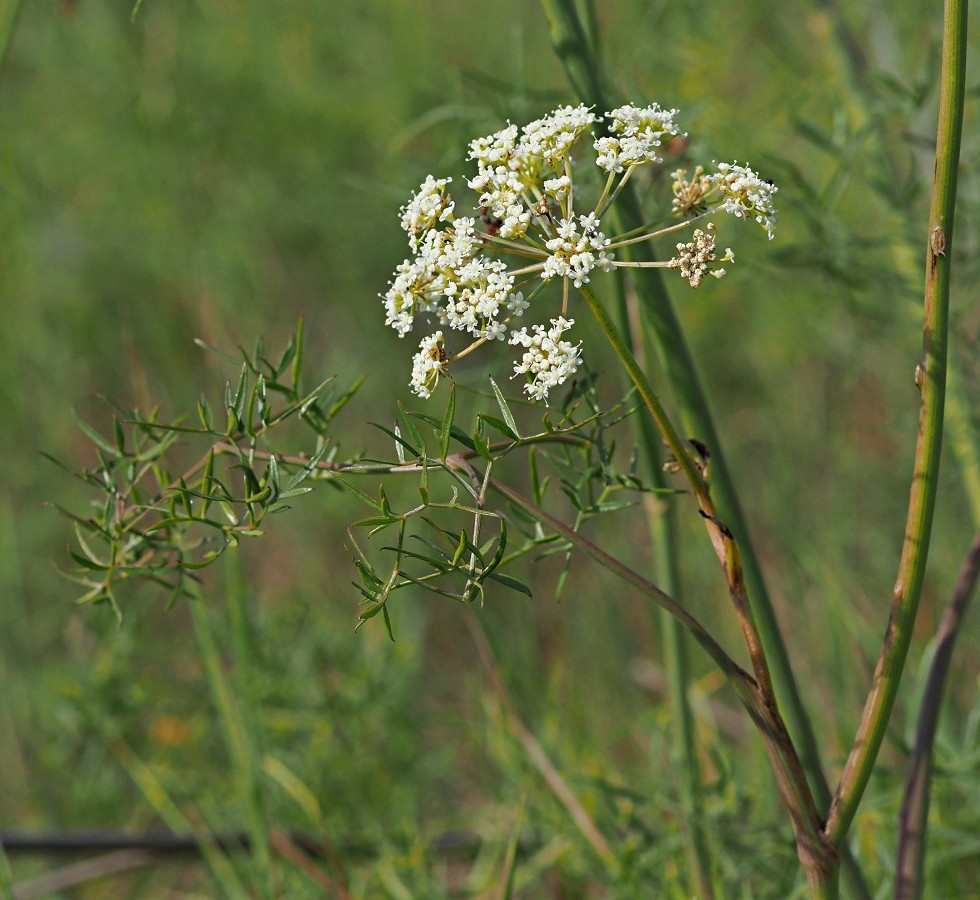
[
  {"xmin": 895, "ymin": 529, "xmax": 980, "ymax": 899},
  {"xmin": 575, "ymin": 282, "xmax": 775, "ymax": 704},
  {"xmin": 489, "ymin": 477, "xmax": 837, "ymax": 891}
]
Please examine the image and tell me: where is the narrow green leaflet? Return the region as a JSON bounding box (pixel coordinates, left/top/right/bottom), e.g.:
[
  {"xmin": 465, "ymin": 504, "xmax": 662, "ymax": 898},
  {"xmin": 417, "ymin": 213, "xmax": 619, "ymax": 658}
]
[
  {"xmin": 480, "ymin": 414, "xmax": 520, "ymax": 442},
  {"xmin": 324, "ymin": 374, "xmax": 365, "ymax": 425},
  {"xmin": 485, "ymin": 571, "xmax": 533, "ymax": 597},
  {"xmin": 398, "ymin": 401, "xmax": 425, "ymax": 451},
  {"xmin": 410, "ymin": 411, "xmax": 477, "ymax": 452},
  {"xmin": 266, "ymin": 454, "xmax": 281, "ymax": 498},
  {"xmin": 71, "ymin": 409, "xmax": 121, "ymax": 457},
  {"xmin": 440, "ymin": 385, "xmax": 457, "ymax": 461},
  {"xmin": 489, "ymin": 377, "xmax": 521, "ymax": 439},
  {"xmin": 372, "ymin": 422, "xmax": 420, "ymax": 459},
  {"xmin": 291, "ymin": 314, "xmax": 305, "ymax": 392},
  {"xmin": 280, "ymin": 443, "xmax": 330, "ymax": 495}
]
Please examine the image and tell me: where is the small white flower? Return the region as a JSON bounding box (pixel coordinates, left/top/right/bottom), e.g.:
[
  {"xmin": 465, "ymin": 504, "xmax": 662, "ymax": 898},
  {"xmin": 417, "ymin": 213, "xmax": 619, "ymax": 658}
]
[
  {"xmin": 443, "ymin": 256, "xmax": 514, "ymax": 338},
  {"xmin": 469, "ymin": 123, "xmax": 519, "ymax": 167},
  {"xmin": 382, "ymin": 253, "xmax": 441, "ymax": 337},
  {"xmin": 543, "ymin": 174, "xmax": 572, "ymax": 201},
  {"xmin": 506, "ymin": 291, "xmax": 529, "ymax": 315},
  {"xmin": 483, "ymin": 320, "xmax": 508, "ymax": 341},
  {"xmin": 606, "ymin": 103, "xmax": 682, "ymax": 139},
  {"xmin": 519, "ymin": 104, "xmax": 596, "ymax": 166}
]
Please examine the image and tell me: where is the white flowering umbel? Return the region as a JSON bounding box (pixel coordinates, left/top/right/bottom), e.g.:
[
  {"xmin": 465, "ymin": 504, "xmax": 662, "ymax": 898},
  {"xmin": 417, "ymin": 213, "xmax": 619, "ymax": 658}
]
[
  {"xmin": 401, "ymin": 175, "xmax": 454, "ymax": 251},
  {"xmin": 509, "ymin": 317, "xmax": 581, "ymax": 402},
  {"xmin": 382, "ymin": 102, "xmax": 778, "ymax": 401},
  {"xmin": 710, "ymin": 162, "xmax": 778, "ymax": 240},
  {"xmin": 670, "ymin": 223, "xmax": 734, "ymax": 288},
  {"xmin": 542, "ymin": 214, "xmax": 615, "ymax": 288},
  {"xmin": 595, "ymin": 103, "xmax": 682, "ymax": 173}
]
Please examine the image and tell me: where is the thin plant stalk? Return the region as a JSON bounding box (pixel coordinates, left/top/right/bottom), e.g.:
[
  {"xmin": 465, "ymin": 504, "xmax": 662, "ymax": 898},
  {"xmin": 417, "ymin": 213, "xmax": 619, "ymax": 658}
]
[
  {"xmin": 825, "ymin": 0, "xmax": 967, "ymax": 847},
  {"xmin": 615, "ymin": 273, "xmax": 714, "ymax": 897},
  {"xmin": 0, "ymin": 0, "xmax": 22, "ymax": 73},
  {"xmin": 103, "ymin": 734, "xmax": 247, "ymax": 897},
  {"xmin": 539, "ymin": 0, "xmax": 832, "ymax": 814},
  {"xmin": 894, "ymin": 529, "xmax": 980, "ymax": 899},
  {"xmin": 186, "ymin": 583, "xmax": 273, "ymax": 898},
  {"xmin": 466, "ymin": 618, "xmax": 618, "ymax": 874},
  {"xmin": 946, "ymin": 368, "xmax": 980, "ymax": 525}
]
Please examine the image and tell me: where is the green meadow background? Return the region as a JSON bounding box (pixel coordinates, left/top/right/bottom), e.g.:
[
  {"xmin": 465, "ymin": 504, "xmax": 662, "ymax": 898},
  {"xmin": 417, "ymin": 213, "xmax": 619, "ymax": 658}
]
[{"xmin": 1, "ymin": 1, "xmax": 978, "ymax": 896}]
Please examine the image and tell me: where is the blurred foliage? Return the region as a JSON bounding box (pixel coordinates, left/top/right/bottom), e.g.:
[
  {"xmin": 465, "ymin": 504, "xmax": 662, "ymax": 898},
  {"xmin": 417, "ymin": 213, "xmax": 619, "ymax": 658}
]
[{"xmin": 1, "ymin": 0, "xmax": 978, "ymax": 896}]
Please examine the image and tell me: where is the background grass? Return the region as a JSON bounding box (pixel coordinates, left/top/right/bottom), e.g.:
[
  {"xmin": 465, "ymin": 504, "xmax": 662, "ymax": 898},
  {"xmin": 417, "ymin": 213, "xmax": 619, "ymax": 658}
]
[{"xmin": 1, "ymin": 0, "xmax": 978, "ymax": 896}]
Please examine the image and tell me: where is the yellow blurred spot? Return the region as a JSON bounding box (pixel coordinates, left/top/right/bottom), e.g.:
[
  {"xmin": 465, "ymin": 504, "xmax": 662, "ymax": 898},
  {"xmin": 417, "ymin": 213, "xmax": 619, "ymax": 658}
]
[
  {"xmin": 149, "ymin": 715, "xmax": 191, "ymax": 746},
  {"xmin": 807, "ymin": 12, "xmax": 832, "ymax": 41}
]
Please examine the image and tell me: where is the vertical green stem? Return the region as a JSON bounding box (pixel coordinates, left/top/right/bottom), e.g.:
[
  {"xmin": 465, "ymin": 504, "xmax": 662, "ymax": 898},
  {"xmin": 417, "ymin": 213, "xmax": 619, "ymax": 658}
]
[
  {"xmin": 540, "ymin": 0, "xmax": 610, "ymax": 110},
  {"xmin": 825, "ymin": 0, "xmax": 966, "ymax": 848},
  {"xmin": 615, "ymin": 276, "xmax": 714, "ymax": 895},
  {"xmin": 649, "ymin": 486, "xmax": 716, "ymax": 898},
  {"xmin": 187, "ymin": 584, "xmax": 272, "ymax": 897}
]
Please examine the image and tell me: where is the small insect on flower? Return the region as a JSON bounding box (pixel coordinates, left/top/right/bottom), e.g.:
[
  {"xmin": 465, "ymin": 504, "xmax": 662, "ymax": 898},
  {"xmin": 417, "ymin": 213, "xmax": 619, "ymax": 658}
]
[
  {"xmin": 929, "ymin": 225, "xmax": 947, "ymax": 274},
  {"xmin": 410, "ymin": 332, "xmax": 450, "ymax": 400}
]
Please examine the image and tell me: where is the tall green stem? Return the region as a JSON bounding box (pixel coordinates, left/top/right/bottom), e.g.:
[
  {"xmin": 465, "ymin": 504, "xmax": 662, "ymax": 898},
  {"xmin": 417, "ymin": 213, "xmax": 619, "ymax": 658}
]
[
  {"xmin": 615, "ymin": 274, "xmax": 714, "ymax": 895},
  {"xmin": 539, "ymin": 0, "xmax": 829, "ymax": 808},
  {"xmin": 825, "ymin": 0, "xmax": 967, "ymax": 848}
]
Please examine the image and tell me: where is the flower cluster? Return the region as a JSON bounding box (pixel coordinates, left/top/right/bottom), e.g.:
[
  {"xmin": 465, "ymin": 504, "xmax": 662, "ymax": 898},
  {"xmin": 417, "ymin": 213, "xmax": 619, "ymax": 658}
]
[
  {"xmin": 382, "ymin": 102, "xmax": 778, "ymax": 402},
  {"xmin": 400, "ymin": 175, "xmax": 454, "ymax": 251},
  {"xmin": 410, "ymin": 331, "xmax": 448, "ymax": 400},
  {"xmin": 509, "ymin": 317, "xmax": 582, "ymax": 402},
  {"xmin": 671, "ymin": 165, "xmax": 713, "ymax": 216},
  {"xmin": 594, "ymin": 103, "xmax": 683, "ymax": 173},
  {"xmin": 541, "ymin": 213, "xmax": 615, "ymax": 288},
  {"xmin": 710, "ymin": 162, "xmax": 778, "ymax": 240},
  {"xmin": 670, "ymin": 223, "xmax": 734, "ymax": 288}
]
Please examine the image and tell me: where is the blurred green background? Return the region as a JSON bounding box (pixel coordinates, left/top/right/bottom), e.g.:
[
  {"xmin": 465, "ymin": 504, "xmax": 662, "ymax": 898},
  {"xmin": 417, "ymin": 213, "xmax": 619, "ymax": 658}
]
[{"xmin": 1, "ymin": 0, "xmax": 978, "ymax": 896}]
